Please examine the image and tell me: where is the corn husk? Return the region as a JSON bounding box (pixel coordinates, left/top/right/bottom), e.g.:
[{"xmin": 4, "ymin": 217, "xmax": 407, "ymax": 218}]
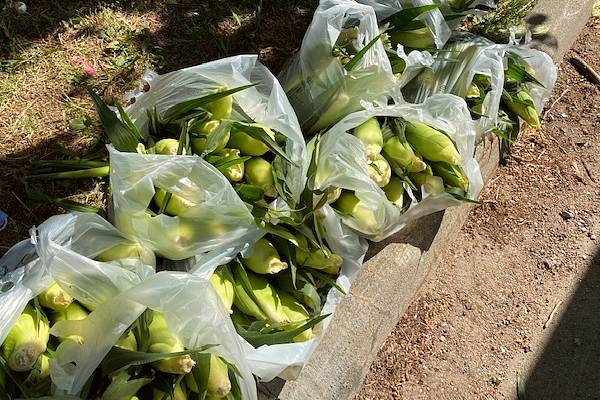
[
  {"xmin": 404, "ymin": 122, "xmax": 461, "ymax": 165},
  {"xmin": 244, "ymin": 157, "xmax": 277, "ymax": 198},
  {"xmin": 185, "ymin": 354, "xmax": 231, "ymax": 398},
  {"xmin": 352, "ymin": 117, "xmax": 383, "ymax": 161},
  {"xmin": 38, "ymin": 282, "xmax": 73, "ymax": 311},
  {"xmin": 148, "ymin": 312, "xmax": 195, "ymax": 374},
  {"xmin": 382, "ymin": 176, "xmax": 404, "ymax": 207},
  {"xmin": 210, "ymin": 265, "xmax": 235, "ymax": 313},
  {"xmin": 1, "ymin": 304, "xmax": 49, "ymax": 372}
]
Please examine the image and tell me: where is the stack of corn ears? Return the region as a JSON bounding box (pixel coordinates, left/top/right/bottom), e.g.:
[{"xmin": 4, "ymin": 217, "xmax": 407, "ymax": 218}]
[{"xmin": 0, "ymin": 213, "xmax": 257, "ymax": 400}]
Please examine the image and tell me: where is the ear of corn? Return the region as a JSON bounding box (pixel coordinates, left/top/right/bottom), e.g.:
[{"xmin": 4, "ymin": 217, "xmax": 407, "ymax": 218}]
[
  {"xmin": 332, "ymin": 191, "xmax": 378, "ymax": 233},
  {"xmin": 153, "ymin": 139, "xmax": 184, "ymax": 156},
  {"xmin": 505, "ymin": 90, "xmax": 541, "ymax": 128},
  {"xmin": 382, "ymin": 136, "xmax": 427, "ymax": 173},
  {"xmin": 213, "ymin": 148, "xmax": 245, "ymax": 182},
  {"xmin": 309, "ymin": 92, "xmax": 350, "ymax": 135},
  {"xmin": 210, "ymin": 265, "xmax": 236, "ymax": 313},
  {"xmin": 382, "ymin": 176, "xmax": 404, "ymax": 207},
  {"xmin": 24, "ymin": 353, "xmax": 50, "ymax": 385},
  {"xmin": 279, "ymin": 292, "xmax": 314, "ymax": 343},
  {"xmin": 232, "ymin": 268, "xmax": 288, "ymax": 323},
  {"xmin": 38, "ymin": 282, "xmax": 73, "ymax": 311},
  {"xmin": 276, "ymin": 273, "xmax": 320, "ymax": 312},
  {"xmin": 1, "ymin": 304, "xmax": 49, "ymax": 372},
  {"xmin": 227, "ymin": 124, "xmax": 272, "ymax": 156},
  {"xmin": 326, "ymin": 187, "xmax": 342, "ymax": 204},
  {"xmin": 96, "ymin": 243, "xmax": 156, "ymax": 267},
  {"xmin": 147, "ymin": 312, "xmax": 195, "ymax": 374},
  {"xmin": 241, "ymin": 238, "xmax": 288, "ymax": 274},
  {"xmin": 152, "ymin": 383, "xmax": 187, "ymax": 400},
  {"xmin": 466, "ymin": 83, "xmax": 481, "ymax": 99},
  {"xmin": 389, "ymin": 26, "xmax": 435, "ymax": 49},
  {"xmin": 50, "ymin": 302, "xmax": 89, "ymax": 344},
  {"xmin": 368, "ymin": 154, "xmax": 392, "ymax": 188},
  {"xmin": 423, "ymin": 175, "xmax": 446, "ymax": 195},
  {"xmin": 352, "ymin": 118, "xmax": 384, "ymax": 161},
  {"xmin": 429, "ymin": 161, "xmax": 469, "ymax": 192},
  {"xmin": 115, "ymin": 331, "xmax": 138, "ymax": 352},
  {"xmin": 206, "ymin": 86, "xmax": 234, "ymax": 120},
  {"xmin": 409, "ymin": 165, "xmax": 433, "ymax": 187},
  {"xmin": 244, "ymin": 157, "xmax": 277, "ymax": 198},
  {"xmin": 405, "ymin": 122, "xmax": 462, "ymax": 165},
  {"xmin": 153, "ymin": 189, "xmax": 195, "ymax": 216},
  {"xmin": 190, "ymin": 120, "xmax": 230, "ymax": 155},
  {"xmin": 185, "ymin": 354, "xmax": 231, "ymax": 398}
]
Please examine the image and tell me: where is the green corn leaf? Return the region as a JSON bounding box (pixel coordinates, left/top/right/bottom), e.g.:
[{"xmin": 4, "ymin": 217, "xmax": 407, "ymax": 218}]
[
  {"xmin": 235, "ymin": 183, "xmax": 264, "ymax": 203},
  {"xmin": 231, "ymin": 260, "xmax": 271, "ymax": 318},
  {"xmin": 90, "ymin": 90, "xmax": 141, "ymax": 152},
  {"xmin": 101, "ymin": 345, "xmax": 217, "ymax": 375},
  {"xmin": 163, "ymin": 83, "xmax": 257, "ymax": 122},
  {"xmin": 32, "ymin": 160, "xmax": 108, "ymax": 170},
  {"xmin": 215, "ymin": 156, "xmax": 252, "ymax": 174},
  {"xmin": 235, "ymin": 314, "xmax": 330, "ymax": 347},
  {"xmin": 255, "ymin": 221, "xmax": 302, "ymax": 248},
  {"xmin": 190, "ymin": 353, "xmax": 211, "ymax": 398},
  {"xmin": 382, "ymin": 4, "xmax": 440, "ymax": 29},
  {"xmin": 25, "ymin": 166, "xmax": 110, "ymax": 181},
  {"xmin": 231, "ymin": 122, "xmax": 296, "ymax": 166},
  {"xmin": 116, "ymin": 103, "xmax": 143, "ymax": 142},
  {"xmin": 344, "ymin": 34, "xmax": 382, "ymax": 72},
  {"xmin": 307, "ymin": 269, "xmax": 346, "ymax": 295}
]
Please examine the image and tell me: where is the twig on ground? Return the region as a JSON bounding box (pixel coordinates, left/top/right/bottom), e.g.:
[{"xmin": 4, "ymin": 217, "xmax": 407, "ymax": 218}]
[
  {"xmin": 569, "ymin": 55, "xmax": 600, "ymax": 87},
  {"xmin": 543, "ymin": 88, "xmax": 570, "ymax": 118},
  {"xmin": 543, "ymin": 300, "xmax": 563, "ymax": 329}
]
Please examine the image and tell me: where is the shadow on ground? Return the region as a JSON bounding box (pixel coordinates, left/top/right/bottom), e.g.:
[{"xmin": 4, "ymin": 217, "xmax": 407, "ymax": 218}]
[
  {"xmin": 0, "ymin": 0, "xmax": 317, "ymax": 73},
  {"xmin": 524, "ymin": 246, "xmax": 600, "ymax": 399}
]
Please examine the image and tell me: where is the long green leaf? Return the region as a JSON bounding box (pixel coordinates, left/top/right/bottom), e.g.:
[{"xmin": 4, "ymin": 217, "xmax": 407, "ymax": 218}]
[
  {"xmin": 25, "ymin": 166, "xmax": 110, "ymax": 181},
  {"xmin": 235, "ymin": 184, "xmax": 264, "ymax": 203},
  {"xmin": 90, "ymin": 91, "xmax": 141, "ymax": 152},
  {"xmin": 382, "ymin": 4, "xmax": 440, "ymax": 28},
  {"xmin": 307, "ymin": 269, "xmax": 346, "ymax": 295},
  {"xmin": 344, "ymin": 34, "xmax": 382, "ymax": 72},
  {"xmin": 215, "ymin": 156, "xmax": 252, "ymax": 173},
  {"xmin": 231, "ymin": 122, "xmax": 296, "ymax": 166},
  {"xmin": 101, "ymin": 345, "xmax": 217, "ymax": 375},
  {"xmin": 116, "ymin": 103, "xmax": 143, "ymax": 142},
  {"xmin": 236, "ymin": 314, "xmax": 330, "ymax": 347},
  {"xmin": 163, "ymin": 83, "xmax": 257, "ymax": 122}
]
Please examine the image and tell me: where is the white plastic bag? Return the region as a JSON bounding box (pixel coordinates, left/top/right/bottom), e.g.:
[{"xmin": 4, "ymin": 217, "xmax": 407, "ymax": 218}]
[
  {"xmin": 0, "ymin": 213, "xmax": 154, "ymax": 347},
  {"xmin": 506, "ymin": 36, "xmax": 557, "ymax": 114},
  {"xmin": 109, "ymin": 146, "xmax": 263, "ymax": 261},
  {"xmin": 279, "ymin": 0, "xmax": 395, "ymax": 135},
  {"xmin": 311, "ymin": 94, "xmax": 483, "ymax": 242},
  {"xmin": 125, "ymin": 55, "xmax": 308, "ymax": 207},
  {"xmin": 34, "ymin": 217, "xmax": 256, "ymax": 399},
  {"xmin": 401, "ymin": 33, "xmax": 506, "ymax": 135},
  {"xmin": 356, "ymin": 0, "xmax": 451, "ymax": 48}
]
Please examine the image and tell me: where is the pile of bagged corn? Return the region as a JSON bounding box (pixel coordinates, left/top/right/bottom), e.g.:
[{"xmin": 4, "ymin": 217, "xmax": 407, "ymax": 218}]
[{"xmin": 1, "ymin": 0, "xmax": 557, "ymax": 398}]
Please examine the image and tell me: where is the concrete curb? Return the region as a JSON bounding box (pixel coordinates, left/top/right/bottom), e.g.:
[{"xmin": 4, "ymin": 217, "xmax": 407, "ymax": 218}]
[{"xmin": 262, "ymin": 2, "xmax": 596, "ymax": 399}]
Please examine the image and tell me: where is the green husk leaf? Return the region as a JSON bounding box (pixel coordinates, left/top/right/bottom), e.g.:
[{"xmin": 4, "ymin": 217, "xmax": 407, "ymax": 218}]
[
  {"xmin": 90, "ymin": 90, "xmax": 141, "ymax": 152},
  {"xmin": 190, "ymin": 353, "xmax": 211, "ymax": 397},
  {"xmin": 116, "ymin": 103, "xmax": 143, "ymax": 142},
  {"xmin": 235, "ymin": 313, "xmax": 330, "ymax": 347},
  {"xmin": 25, "ymin": 166, "xmax": 110, "ymax": 180},
  {"xmin": 231, "ymin": 122, "xmax": 295, "ymax": 166},
  {"xmin": 307, "ymin": 269, "xmax": 346, "ymax": 295},
  {"xmin": 215, "ymin": 156, "xmax": 252, "ymax": 174},
  {"xmin": 32, "ymin": 160, "xmax": 108, "ymax": 170},
  {"xmin": 235, "ymin": 184, "xmax": 264, "ymax": 203},
  {"xmin": 101, "ymin": 346, "xmax": 217, "ymax": 375},
  {"xmin": 344, "ymin": 34, "xmax": 382, "ymax": 72},
  {"xmin": 382, "ymin": 4, "xmax": 440, "ymax": 29},
  {"xmin": 163, "ymin": 83, "xmax": 257, "ymax": 122}
]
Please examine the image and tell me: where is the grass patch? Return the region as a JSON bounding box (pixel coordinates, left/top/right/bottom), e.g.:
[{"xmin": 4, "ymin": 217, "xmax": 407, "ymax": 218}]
[{"xmin": 470, "ymin": 0, "xmax": 538, "ymax": 43}]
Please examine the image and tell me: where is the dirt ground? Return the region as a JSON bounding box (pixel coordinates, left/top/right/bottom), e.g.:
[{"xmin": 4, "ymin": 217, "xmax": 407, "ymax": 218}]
[{"xmin": 357, "ymin": 17, "xmax": 600, "ymax": 400}]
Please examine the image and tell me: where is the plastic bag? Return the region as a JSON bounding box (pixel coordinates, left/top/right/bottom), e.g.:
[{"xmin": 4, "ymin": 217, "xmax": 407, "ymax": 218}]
[
  {"xmin": 109, "ymin": 146, "xmax": 263, "ymax": 261},
  {"xmin": 0, "ymin": 213, "xmax": 154, "ymax": 347},
  {"xmin": 125, "ymin": 55, "xmax": 308, "ymax": 207},
  {"xmin": 311, "ymin": 94, "xmax": 483, "ymax": 242},
  {"xmin": 34, "ymin": 216, "xmax": 256, "ymax": 399},
  {"xmin": 278, "ymin": 0, "xmax": 395, "ymax": 135},
  {"xmin": 401, "ymin": 33, "xmax": 506, "ymax": 135},
  {"xmin": 356, "ymin": 0, "xmax": 451, "ymax": 48},
  {"xmin": 506, "ymin": 35, "xmax": 557, "ymax": 114}
]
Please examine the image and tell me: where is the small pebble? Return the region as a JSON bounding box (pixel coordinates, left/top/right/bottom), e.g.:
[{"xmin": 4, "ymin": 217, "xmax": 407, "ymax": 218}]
[
  {"xmin": 560, "ymin": 210, "xmax": 574, "ymax": 220},
  {"xmin": 590, "ymin": 234, "xmax": 597, "ymax": 240}
]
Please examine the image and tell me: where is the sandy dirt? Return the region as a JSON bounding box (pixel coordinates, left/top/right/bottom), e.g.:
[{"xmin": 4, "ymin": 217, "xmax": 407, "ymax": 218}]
[{"xmin": 357, "ymin": 17, "xmax": 600, "ymax": 400}]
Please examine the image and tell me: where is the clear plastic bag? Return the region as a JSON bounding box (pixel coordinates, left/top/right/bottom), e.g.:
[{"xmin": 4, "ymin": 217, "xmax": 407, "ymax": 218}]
[
  {"xmin": 109, "ymin": 146, "xmax": 263, "ymax": 261},
  {"xmin": 401, "ymin": 33, "xmax": 506, "ymax": 135},
  {"xmin": 278, "ymin": 0, "xmax": 395, "ymax": 135},
  {"xmin": 33, "ymin": 215, "xmax": 256, "ymax": 399},
  {"xmin": 356, "ymin": 0, "xmax": 451, "ymax": 48},
  {"xmin": 311, "ymin": 94, "xmax": 483, "ymax": 242}
]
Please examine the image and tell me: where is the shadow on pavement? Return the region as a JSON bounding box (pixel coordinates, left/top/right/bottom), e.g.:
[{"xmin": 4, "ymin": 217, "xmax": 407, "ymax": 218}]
[{"xmin": 524, "ymin": 246, "xmax": 600, "ymax": 399}]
